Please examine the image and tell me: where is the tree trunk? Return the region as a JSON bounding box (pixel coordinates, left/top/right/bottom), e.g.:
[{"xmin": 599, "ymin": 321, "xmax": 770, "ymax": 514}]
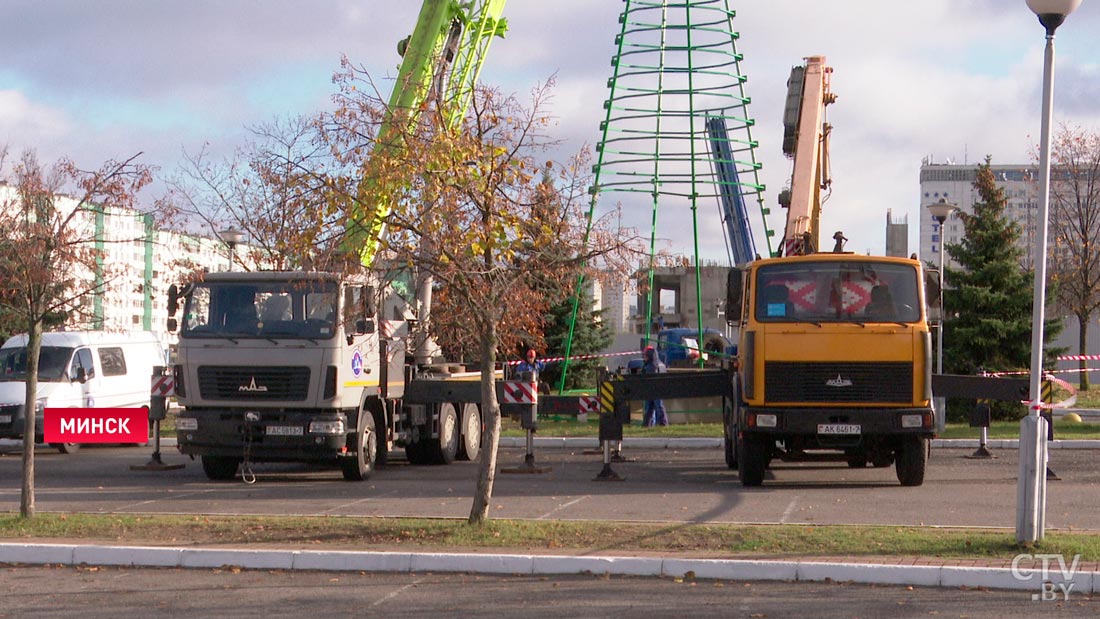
[
  {"xmin": 1080, "ymin": 314, "xmax": 1090, "ymax": 391},
  {"xmin": 20, "ymin": 320, "xmax": 42, "ymax": 518},
  {"xmin": 469, "ymin": 324, "xmax": 500, "ymax": 524}
]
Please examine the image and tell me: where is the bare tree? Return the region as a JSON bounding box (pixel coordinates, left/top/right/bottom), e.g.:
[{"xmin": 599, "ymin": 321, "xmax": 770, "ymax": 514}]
[
  {"xmin": 325, "ymin": 73, "xmax": 639, "ymax": 524},
  {"xmin": 167, "ymin": 116, "xmax": 342, "ymax": 271},
  {"xmin": 1049, "ymin": 124, "xmax": 1100, "ymax": 391},
  {"xmin": 0, "ymin": 149, "xmax": 151, "ymax": 517}
]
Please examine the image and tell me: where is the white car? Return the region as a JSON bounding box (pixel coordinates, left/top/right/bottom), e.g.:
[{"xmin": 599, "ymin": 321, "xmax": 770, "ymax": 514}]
[{"xmin": 0, "ymin": 331, "xmax": 167, "ymax": 453}]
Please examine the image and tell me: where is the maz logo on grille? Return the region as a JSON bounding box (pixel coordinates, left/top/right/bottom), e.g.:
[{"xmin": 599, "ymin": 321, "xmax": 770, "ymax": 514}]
[
  {"xmin": 239, "ymin": 376, "xmax": 269, "ymax": 392},
  {"xmin": 825, "ymin": 375, "xmax": 854, "ymax": 388}
]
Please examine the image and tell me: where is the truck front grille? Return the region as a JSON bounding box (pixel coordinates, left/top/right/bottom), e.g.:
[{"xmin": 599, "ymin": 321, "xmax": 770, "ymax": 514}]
[
  {"xmin": 764, "ymin": 361, "xmax": 913, "ymax": 404},
  {"xmin": 197, "ymin": 366, "xmax": 311, "ymax": 401}
]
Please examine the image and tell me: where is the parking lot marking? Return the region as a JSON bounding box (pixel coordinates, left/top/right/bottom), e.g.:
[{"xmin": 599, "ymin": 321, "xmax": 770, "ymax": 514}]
[
  {"xmin": 538, "ymin": 496, "xmax": 589, "ymax": 520},
  {"xmin": 780, "ymin": 496, "xmax": 800, "ymax": 524},
  {"xmin": 371, "ymin": 576, "xmax": 428, "ymax": 608}
]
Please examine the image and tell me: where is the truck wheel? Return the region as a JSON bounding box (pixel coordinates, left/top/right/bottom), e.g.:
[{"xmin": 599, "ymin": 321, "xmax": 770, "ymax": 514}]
[
  {"xmin": 373, "ymin": 409, "xmax": 389, "ymax": 468},
  {"xmin": 427, "ymin": 403, "xmax": 459, "ymax": 465},
  {"xmin": 895, "ymin": 436, "xmax": 928, "ymax": 487},
  {"xmin": 50, "ymin": 443, "xmax": 81, "ymax": 454},
  {"xmin": 723, "ymin": 414, "xmax": 739, "ymax": 470},
  {"xmin": 405, "ymin": 439, "xmax": 430, "ymax": 465},
  {"xmin": 456, "ymin": 404, "xmax": 481, "ymax": 461},
  {"xmin": 342, "ymin": 412, "xmax": 376, "ymax": 481},
  {"xmin": 737, "ymin": 433, "xmax": 767, "ymax": 487},
  {"xmin": 201, "ymin": 456, "xmax": 240, "ymax": 481}
]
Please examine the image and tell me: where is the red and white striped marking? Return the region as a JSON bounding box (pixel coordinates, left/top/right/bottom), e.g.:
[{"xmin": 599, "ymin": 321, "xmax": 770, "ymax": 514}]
[
  {"xmin": 151, "ymin": 375, "xmax": 174, "ymax": 397},
  {"xmin": 1058, "ymin": 354, "xmax": 1100, "ymax": 362},
  {"xmin": 502, "ymin": 381, "xmax": 538, "ymax": 404},
  {"xmin": 579, "ymin": 396, "xmax": 598, "ymax": 414}
]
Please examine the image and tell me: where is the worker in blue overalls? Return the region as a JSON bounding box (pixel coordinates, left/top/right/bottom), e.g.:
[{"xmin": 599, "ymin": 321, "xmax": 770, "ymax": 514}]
[{"xmin": 642, "ymin": 345, "xmax": 669, "ymax": 427}]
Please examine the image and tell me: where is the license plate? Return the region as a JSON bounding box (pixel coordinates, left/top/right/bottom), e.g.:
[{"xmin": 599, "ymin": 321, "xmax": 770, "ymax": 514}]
[
  {"xmin": 265, "ymin": 425, "xmax": 303, "ymax": 436},
  {"xmin": 0, "ymin": 415, "xmax": 10, "ymax": 424},
  {"xmin": 818, "ymin": 424, "xmax": 861, "ymax": 435}
]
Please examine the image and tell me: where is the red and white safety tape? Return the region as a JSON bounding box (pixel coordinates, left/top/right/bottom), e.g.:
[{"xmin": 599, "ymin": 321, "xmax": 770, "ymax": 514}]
[
  {"xmin": 1058, "ymin": 354, "xmax": 1100, "ymax": 362},
  {"xmin": 985, "ymin": 369, "xmax": 1078, "ymax": 410}
]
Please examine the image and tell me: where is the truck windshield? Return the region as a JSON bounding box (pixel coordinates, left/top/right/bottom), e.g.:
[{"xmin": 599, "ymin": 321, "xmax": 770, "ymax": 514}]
[
  {"xmin": 755, "ymin": 261, "xmax": 921, "ymax": 324},
  {"xmin": 0, "ymin": 346, "xmax": 75, "ymax": 382},
  {"xmin": 181, "ymin": 281, "xmax": 339, "ymax": 340}
]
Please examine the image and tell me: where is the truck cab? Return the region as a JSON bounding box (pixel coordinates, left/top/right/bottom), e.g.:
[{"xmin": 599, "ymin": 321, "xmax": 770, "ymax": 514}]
[
  {"xmin": 171, "ymin": 271, "xmax": 396, "ymax": 481},
  {"xmin": 726, "ymin": 254, "xmax": 936, "ymax": 486}
]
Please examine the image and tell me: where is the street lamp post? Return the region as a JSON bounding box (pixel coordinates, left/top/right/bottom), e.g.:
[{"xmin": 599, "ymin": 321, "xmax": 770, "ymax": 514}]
[
  {"xmin": 218, "ymin": 228, "xmax": 245, "ymax": 272},
  {"xmin": 1018, "ymin": 0, "xmax": 1081, "ymax": 545},
  {"xmin": 927, "ymin": 199, "xmax": 956, "ymax": 435}
]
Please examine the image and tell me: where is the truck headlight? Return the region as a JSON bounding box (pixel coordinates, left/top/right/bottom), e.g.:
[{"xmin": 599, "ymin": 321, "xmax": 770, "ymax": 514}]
[
  {"xmin": 901, "ymin": 414, "xmax": 927, "ymax": 429},
  {"xmin": 752, "ymin": 413, "xmax": 778, "ymax": 428},
  {"xmin": 35, "ymin": 398, "xmax": 48, "ymax": 416},
  {"xmin": 176, "ymin": 417, "xmax": 198, "ymax": 431},
  {"xmin": 309, "ymin": 420, "xmax": 345, "ymax": 435}
]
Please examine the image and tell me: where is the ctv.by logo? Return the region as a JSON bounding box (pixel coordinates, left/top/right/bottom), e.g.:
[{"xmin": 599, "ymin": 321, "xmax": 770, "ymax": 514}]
[{"xmin": 1011, "ymin": 553, "xmax": 1082, "ymax": 601}]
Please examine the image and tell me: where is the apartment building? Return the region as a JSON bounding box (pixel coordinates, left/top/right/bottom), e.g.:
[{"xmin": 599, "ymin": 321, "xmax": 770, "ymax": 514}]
[{"xmin": 1, "ymin": 186, "xmax": 240, "ymax": 333}]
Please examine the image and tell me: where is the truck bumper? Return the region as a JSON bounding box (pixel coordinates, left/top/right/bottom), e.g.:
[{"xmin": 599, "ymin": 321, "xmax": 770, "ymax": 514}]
[
  {"xmin": 175, "ymin": 408, "xmax": 352, "ymax": 464},
  {"xmin": 739, "ymin": 406, "xmax": 934, "ymax": 447}
]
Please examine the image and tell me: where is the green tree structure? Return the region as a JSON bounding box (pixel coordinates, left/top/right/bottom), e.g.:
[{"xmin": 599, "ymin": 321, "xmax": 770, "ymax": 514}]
[{"xmin": 942, "ymin": 159, "xmax": 1064, "ymax": 418}]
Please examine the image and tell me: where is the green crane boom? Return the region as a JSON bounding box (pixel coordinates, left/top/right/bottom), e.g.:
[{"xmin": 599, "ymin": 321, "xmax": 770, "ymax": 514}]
[{"xmin": 348, "ymin": 0, "xmax": 508, "ymax": 267}]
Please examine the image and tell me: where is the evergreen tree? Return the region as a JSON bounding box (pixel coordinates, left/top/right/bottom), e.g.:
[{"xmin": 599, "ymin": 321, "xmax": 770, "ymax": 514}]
[
  {"xmin": 541, "ymin": 280, "xmax": 613, "ymax": 391},
  {"xmin": 942, "ymin": 159, "xmax": 1063, "ymax": 418}
]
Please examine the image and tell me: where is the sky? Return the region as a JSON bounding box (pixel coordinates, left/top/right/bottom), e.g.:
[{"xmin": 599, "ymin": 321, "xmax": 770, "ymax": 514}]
[{"xmin": 3, "ymin": 0, "xmax": 1100, "ymax": 261}]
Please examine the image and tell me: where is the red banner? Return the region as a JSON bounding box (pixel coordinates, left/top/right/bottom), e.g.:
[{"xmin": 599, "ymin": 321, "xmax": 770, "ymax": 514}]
[{"xmin": 43, "ymin": 408, "xmax": 148, "ymax": 443}]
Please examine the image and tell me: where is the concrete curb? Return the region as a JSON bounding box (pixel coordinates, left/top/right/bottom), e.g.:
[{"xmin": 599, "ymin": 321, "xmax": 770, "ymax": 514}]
[
  {"xmin": 498, "ymin": 437, "xmax": 1100, "ymax": 450},
  {"xmin": 2, "ymin": 543, "xmax": 1096, "ymax": 593}
]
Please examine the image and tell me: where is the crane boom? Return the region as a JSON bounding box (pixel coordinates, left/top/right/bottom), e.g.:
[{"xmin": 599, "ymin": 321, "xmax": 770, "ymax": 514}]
[
  {"xmin": 778, "ymin": 56, "xmax": 835, "ymax": 256},
  {"xmin": 348, "ymin": 0, "xmax": 508, "ymax": 268}
]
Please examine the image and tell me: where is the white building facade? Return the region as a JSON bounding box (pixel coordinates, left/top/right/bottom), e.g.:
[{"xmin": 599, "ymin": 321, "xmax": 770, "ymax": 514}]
[{"xmin": 1, "ymin": 185, "xmax": 241, "ymax": 333}]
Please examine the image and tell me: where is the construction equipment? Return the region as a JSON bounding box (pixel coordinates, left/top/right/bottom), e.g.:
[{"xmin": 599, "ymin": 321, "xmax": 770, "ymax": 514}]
[
  {"xmin": 724, "ymin": 57, "xmax": 938, "ymax": 487},
  {"xmin": 166, "ymin": 1, "xmax": 507, "ymax": 481}
]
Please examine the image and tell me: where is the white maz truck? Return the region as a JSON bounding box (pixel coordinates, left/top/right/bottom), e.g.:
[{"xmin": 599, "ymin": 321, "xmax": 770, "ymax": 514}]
[
  {"xmin": 0, "ymin": 331, "xmax": 167, "ymax": 452},
  {"xmin": 169, "ymin": 271, "xmax": 483, "ymax": 481}
]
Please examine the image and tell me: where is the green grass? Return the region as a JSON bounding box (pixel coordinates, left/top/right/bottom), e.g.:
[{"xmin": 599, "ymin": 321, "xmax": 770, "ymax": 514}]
[
  {"xmin": 2, "ymin": 513, "xmax": 1098, "ymax": 560},
  {"xmin": 939, "ymin": 419, "xmax": 1100, "ymax": 439}
]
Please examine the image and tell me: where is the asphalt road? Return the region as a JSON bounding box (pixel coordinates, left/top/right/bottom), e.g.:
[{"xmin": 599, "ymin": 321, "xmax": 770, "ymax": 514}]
[
  {"xmin": 1, "ymin": 565, "xmax": 1083, "ymax": 618},
  {"xmin": 2, "ymin": 441, "xmax": 1098, "ymax": 530}
]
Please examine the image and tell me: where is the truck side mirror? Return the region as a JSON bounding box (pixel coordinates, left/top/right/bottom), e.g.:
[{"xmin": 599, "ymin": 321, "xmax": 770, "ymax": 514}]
[
  {"xmin": 925, "ymin": 268, "xmax": 942, "ymax": 324},
  {"xmin": 355, "ymin": 319, "xmax": 376, "ymax": 335},
  {"xmin": 726, "ymin": 268, "xmax": 744, "ymax": 325},
  {"xmin": 167, "ymin": 284, "xmax": 179, "ymax": 315}
]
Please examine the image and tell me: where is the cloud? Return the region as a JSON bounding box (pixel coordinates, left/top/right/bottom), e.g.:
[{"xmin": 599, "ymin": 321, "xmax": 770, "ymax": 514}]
[
  {"xmin": 4, "ymin": 0, "xmax": 1100, "ymax": 260},
  {"xmin": 0, "ymin": 90, "xmax": 72, "ymax": 154}
]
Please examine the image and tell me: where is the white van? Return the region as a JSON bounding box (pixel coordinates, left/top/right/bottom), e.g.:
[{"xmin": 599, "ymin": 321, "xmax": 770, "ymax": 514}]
[{"xmin": 0, "ymin": 331, "xmax": 167, "ymax": 453}]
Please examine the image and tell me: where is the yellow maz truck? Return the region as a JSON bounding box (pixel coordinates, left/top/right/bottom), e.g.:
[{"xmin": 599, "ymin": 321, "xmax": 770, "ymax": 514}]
[{"xmin": 725, "ymin": 253, "xmax": 937, "ymax": 486}]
